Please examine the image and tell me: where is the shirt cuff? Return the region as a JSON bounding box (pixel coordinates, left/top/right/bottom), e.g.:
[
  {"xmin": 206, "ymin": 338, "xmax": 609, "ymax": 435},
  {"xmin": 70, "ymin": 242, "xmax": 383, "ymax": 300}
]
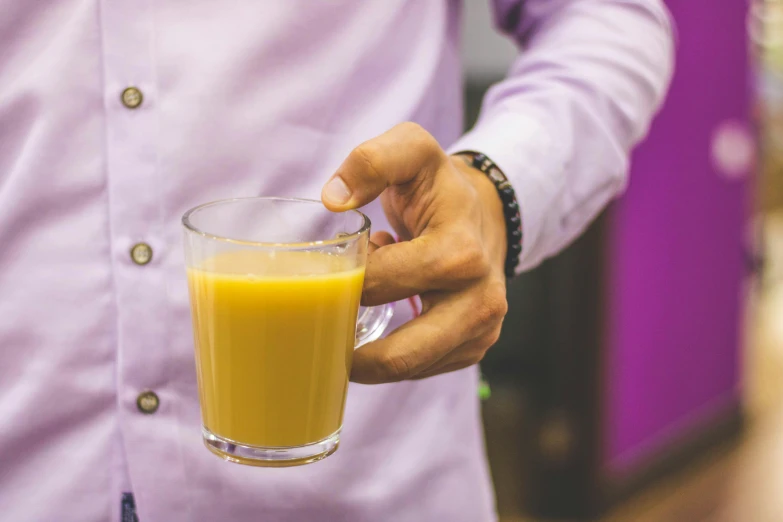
[{"xmin": 447, "ymin": 110, "xmax": 566, "ymax": 273}]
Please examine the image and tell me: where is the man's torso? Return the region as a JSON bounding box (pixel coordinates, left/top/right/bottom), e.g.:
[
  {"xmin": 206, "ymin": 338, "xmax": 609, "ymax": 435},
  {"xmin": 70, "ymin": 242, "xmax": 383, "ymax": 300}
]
[{"xmin": 0, "ymin": 2, "xmax": 495, "ymax": 521}]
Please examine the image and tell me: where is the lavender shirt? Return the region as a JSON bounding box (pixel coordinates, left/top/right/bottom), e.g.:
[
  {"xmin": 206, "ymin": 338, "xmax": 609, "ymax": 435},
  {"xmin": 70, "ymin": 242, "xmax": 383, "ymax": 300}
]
[{"xmin": 0, "ymin": 1, "xmax": 673, "ymax": 521}]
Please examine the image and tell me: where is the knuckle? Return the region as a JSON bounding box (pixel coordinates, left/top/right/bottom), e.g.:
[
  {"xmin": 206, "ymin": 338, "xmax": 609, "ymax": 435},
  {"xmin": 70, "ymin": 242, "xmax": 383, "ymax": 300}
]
[
  {"xmin": 459, "ymin": 241, "xmax": 488, "ymax": 274},
  {"xmin": 473, "ymin": 306, "xmax": 494, "ymax": 330},
  {"xmin": 491, "ymin": 295, "xmax": 509, "ymax": 322},
  {"xmin": 476, "ymin": 281, "xmax": 508, "ymax": 324},
  {"xmin": 380, "ymin": 350, "xmax": 415, "ymax": 381},
  {"xmin": 435, "ymin": 229, "xmax": 488, "ymax": 280},
  {"xmin": 400, "ymin": 121, "xmax": 433, "ymax": 143},
  {"xmin": 351, "ymin": 143, "xmax": 385, "ymax": 185},
  {"xmin": 399, "ymin": 122, "xmax": 442, "ymax": 160}
]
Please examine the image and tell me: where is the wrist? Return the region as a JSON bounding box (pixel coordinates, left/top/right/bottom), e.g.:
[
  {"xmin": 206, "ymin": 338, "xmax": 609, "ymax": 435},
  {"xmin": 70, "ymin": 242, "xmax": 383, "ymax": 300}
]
[
  {"xmin": 450, "ymin": 154, "xmax": 508, "ymax": 272},
  {"xmin": 450, "ymin": 152, "xmax": 522, "ymax": 278}
]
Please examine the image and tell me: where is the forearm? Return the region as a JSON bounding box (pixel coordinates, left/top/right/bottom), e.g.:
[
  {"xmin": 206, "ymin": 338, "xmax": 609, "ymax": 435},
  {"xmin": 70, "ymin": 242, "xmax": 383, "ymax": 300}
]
[{"xmin": 450, "ymin": 0, "xmax": 674, "ymax": 271}]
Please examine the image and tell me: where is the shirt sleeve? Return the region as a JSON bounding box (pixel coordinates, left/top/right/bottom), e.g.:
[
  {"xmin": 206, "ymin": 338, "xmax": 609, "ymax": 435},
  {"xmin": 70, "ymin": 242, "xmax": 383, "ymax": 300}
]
[{"xmin": 448, "ymin": 0, "xmax": 675, "ymax": 272}]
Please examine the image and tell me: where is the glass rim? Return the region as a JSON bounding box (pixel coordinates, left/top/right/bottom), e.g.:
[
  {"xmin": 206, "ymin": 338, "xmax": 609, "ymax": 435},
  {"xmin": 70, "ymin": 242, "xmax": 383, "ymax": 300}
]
[{"xmin": 181, "ymin": 197, "xmax": 371, "ymax": 248}]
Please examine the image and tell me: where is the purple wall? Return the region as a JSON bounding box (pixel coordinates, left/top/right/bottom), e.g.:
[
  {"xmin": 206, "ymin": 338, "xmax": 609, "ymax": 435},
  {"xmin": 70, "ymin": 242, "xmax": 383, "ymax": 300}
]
[{"xmin": 603, "ymin": 0, "xmax": 752, "ymax": 472}]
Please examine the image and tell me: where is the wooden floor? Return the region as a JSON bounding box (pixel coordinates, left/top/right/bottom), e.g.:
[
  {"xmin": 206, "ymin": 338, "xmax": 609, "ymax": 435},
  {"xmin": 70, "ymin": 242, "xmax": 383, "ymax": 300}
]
[{"xmin": 502, "ymin": 212, "xmax": 783, "ymax": 522}]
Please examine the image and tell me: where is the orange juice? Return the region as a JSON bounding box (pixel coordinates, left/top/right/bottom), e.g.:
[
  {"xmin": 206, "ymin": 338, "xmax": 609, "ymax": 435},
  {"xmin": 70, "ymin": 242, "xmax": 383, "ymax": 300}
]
[{"xmin": 187, "ymin": 250, "xmax": 364, "ymax": 448}]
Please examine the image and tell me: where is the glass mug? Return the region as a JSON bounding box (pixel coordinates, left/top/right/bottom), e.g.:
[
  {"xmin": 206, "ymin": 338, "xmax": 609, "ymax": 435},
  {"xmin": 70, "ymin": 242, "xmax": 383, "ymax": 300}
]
[{"xmin": 182, "ymin": 197, "xmax": 393, "ymax": 466}]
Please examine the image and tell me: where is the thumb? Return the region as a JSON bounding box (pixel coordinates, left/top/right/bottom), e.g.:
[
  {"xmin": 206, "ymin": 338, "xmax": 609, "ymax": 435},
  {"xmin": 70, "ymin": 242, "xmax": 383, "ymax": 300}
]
[{"xmin": 321, "ymin": 122, "xmax": 445, "ymax": 210}]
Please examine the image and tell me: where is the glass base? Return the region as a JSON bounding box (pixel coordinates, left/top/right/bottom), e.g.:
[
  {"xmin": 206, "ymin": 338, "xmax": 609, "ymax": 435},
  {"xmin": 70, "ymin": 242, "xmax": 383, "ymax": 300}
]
[{"xmin": 202, "ymin": 426, "xmax": 340, "ymax": 467}]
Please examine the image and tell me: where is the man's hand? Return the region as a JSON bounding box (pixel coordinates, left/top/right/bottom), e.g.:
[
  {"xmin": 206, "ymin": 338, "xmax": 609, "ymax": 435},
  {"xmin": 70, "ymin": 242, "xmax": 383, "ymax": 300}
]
[{"xmin": 321, "ymin": 122, "xmax": 509, "ymax": 384}]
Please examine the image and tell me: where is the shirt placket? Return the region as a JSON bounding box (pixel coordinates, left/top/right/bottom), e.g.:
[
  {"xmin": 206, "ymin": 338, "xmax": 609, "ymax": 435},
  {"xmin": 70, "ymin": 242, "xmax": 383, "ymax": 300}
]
[{"xmin": 99, "ymin": 1, "xmax": 188, "ymax": 520}]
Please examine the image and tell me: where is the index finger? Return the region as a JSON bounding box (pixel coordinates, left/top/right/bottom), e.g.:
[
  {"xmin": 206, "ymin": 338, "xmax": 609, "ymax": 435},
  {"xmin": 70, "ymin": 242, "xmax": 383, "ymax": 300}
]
[{"xmin": 361, "ymin": 229, "xmax": 488, "ymax": 306}]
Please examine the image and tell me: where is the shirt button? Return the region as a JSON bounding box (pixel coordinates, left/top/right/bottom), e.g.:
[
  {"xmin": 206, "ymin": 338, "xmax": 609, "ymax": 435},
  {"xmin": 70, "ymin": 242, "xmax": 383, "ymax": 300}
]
[
  {"xmin": 121, "ymin": 86, "xmax": 143, "ymax": 109},
  {"xmin": 136, "ymin": 391, "xmax": 160, "ymax": 414},
  {"xmin": 130, "ymin": 243, "xmax": 153, "ymax": 265}
]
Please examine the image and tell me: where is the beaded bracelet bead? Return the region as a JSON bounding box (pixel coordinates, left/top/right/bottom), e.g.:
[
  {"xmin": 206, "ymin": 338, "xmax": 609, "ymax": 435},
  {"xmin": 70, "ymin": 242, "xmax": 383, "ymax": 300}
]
[{"xmin": 456, "ymin": 152, "xmax": 523, "ymax": 278}]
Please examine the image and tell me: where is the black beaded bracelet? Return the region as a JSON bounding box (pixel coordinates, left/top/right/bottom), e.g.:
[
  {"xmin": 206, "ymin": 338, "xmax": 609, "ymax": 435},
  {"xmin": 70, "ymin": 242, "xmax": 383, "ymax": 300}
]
[{"xmin": 457, "ymin": 152, "xmax": 523, "ymax": 278}]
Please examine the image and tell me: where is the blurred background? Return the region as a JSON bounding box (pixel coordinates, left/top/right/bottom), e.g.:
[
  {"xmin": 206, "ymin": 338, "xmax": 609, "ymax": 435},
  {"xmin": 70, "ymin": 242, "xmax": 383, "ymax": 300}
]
[{"xmin": 463, "ymin": 0, "xmax": 783, "ymax": 520}]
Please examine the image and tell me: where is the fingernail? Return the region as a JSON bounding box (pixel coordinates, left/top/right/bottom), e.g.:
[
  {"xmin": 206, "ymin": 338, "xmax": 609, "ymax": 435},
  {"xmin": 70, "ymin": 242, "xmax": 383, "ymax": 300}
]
[{"xmin": 323, "ymin": 176, "xmax": 352, "ymax": 205}]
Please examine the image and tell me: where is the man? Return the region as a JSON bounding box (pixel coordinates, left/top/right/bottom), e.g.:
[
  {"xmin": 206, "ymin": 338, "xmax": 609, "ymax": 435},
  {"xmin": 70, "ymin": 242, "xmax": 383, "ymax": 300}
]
[{"xmin": 0, "ymin": 1, "xmax": 673, "ymax": 521}]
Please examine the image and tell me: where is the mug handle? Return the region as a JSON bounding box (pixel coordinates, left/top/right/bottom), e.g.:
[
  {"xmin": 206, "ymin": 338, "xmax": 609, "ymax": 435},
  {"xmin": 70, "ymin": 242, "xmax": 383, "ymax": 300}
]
[{"xmin": 355, "ymin": 303, "xmax": 394, "ymax": 347}]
